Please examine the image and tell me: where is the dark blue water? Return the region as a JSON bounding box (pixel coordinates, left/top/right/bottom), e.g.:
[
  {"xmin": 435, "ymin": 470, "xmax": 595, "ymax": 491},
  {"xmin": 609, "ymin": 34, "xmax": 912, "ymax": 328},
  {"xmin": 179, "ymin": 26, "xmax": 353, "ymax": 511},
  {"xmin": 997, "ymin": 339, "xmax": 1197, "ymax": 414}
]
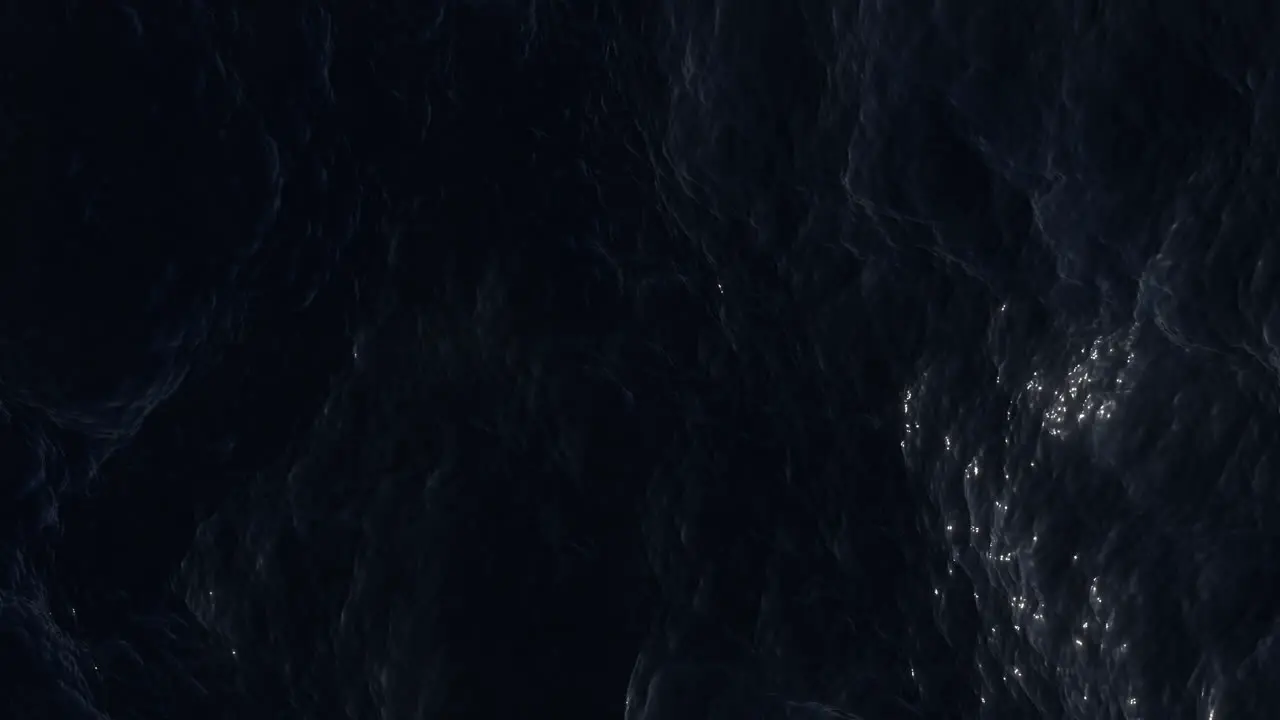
[{"xmin": 2, "ymin": 2, "xmax": 1278, "ymax": 718}]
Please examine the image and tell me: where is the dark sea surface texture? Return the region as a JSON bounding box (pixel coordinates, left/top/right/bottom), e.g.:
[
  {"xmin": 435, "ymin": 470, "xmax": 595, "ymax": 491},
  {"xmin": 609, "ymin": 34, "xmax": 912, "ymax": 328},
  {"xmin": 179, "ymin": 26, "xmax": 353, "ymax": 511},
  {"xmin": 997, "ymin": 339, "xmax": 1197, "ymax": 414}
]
[{"xmin": 2, "ymin": 2, "xmax": 1279, "ymax": 719}]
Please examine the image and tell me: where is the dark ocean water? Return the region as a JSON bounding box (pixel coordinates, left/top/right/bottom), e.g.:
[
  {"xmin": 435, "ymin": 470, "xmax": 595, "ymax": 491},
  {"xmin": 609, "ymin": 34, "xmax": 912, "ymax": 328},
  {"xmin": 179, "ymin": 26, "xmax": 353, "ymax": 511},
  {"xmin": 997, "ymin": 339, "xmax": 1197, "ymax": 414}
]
[{"xmin": 3, "ymin": 2, "xmax": 1279, "ymax": 718}]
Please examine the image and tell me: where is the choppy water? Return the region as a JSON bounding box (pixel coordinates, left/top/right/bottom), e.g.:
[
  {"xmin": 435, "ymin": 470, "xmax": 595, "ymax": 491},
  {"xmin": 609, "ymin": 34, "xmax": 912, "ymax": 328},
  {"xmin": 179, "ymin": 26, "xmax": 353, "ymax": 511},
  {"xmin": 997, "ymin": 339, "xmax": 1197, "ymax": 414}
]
[{"xmin": 3, "ymin": 2, "xmax": 1279, "ymax": 718}]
